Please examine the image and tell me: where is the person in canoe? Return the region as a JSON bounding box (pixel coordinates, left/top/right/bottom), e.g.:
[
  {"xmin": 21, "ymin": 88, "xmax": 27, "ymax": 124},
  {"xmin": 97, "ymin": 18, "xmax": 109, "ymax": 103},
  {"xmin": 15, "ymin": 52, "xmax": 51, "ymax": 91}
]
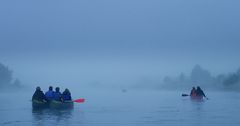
[
  {"xmin": 196, "ymin": 86, "xmax": 206, "ymax": 98},
  {"xmin": 32, "ymin": 86, "xmax": 47, "ymax": 102},
  {"xmin": 190, "ymin": 87, "xmax": 197, "ymax": 97},
  {"xmin": 53, "ymin": 87, "xmax": 62, "ymax": 101},
  {"xmin": 45, "ymin": 86, "xmax": 54, "ymax": 101},
  {"xmin": 62, "ymin": 88, "xmax": 72, "ymax": 102}
]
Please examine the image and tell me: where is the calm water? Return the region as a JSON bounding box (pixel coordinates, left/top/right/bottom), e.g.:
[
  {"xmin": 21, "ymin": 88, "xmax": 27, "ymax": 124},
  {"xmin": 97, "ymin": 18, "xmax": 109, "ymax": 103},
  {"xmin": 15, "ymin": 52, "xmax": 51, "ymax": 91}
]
[{"xmin": 0, "ymin": 89, "xmax": 240, "ymax": 126}]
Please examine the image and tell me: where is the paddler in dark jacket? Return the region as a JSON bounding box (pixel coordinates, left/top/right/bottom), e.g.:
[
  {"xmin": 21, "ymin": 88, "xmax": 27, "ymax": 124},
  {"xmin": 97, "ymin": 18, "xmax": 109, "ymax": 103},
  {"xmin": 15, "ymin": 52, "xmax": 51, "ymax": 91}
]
[
  {"xmin": 190, "ymin": 87, "xmax": 197, "ymax": 97},
  {"xmin": 62, "ymin": 88, "xmax": 72, "ymax": 101},
  {"xmin": 196, "ymin": 86, "xmax": 206, "ymax": 97},
  {"xmin": 32, "ymin": 87, "xmax": 47, "ymax": 102},
  {"xmin": 53, "ymin": 87, "xmax": 62, "ymax": 101}
]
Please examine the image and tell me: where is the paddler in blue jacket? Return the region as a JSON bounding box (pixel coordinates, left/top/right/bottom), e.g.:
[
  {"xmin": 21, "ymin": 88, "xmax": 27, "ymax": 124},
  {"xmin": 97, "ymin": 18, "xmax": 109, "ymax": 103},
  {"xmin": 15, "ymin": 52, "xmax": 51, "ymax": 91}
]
[
  {"xmin": 45, "ymin": 86, "xmax": 54, "ymax": 101},
  {"xmin": 53, "ymin": 87, "xmax": 62, "ymax": 101}
]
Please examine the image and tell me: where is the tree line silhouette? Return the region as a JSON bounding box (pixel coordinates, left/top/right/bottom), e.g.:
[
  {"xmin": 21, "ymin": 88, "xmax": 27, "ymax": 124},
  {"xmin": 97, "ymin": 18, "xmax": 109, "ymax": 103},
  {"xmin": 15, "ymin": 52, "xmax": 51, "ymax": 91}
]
[
  {"xmin": 0, "ymin": 62, "xmax": 21, "ymax": 89},
  {"xmin": 161, "ymin": 65, "xmax": 240, "ymax": 90}
]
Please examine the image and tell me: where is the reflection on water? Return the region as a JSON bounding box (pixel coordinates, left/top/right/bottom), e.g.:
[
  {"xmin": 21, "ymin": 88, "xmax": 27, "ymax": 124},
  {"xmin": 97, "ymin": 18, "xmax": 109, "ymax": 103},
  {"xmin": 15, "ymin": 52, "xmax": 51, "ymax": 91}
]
[
  {"xmin": 1, "ymin": 91, "xmax": 240, "ymax": 126},
  {"xmin": 190, "ymin": 98, "xmax": 205, "ymax": 110},
  {"xmin": 32, "ymin": 108, "xmax": 73, "ymax": 126}
]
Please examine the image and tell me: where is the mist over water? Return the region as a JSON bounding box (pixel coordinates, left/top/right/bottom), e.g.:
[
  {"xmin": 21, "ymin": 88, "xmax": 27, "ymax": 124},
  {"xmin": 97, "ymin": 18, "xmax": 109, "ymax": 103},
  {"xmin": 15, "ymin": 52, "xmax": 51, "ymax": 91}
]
[
  {"xmin": 1, "ymin": 0, "xmax": 240, "ymax": 126},
  {"xmin": 1, "ymin": 0, "xmax": 240, "ymax": 89}
]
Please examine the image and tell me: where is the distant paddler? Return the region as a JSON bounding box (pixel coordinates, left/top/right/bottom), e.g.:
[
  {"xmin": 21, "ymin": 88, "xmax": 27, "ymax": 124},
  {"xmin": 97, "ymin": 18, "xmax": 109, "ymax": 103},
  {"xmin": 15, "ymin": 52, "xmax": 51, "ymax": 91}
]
[
  {"xmin": 53, "ymin": 87, "xmax": 62, "ymax": 101},
  {"xmin": 182, "ymin": 86, "xmax": 208, "ymax": 100},
  {"xmin": 62, "ymin": 88, "xmax": 72, "ymax": 102},
  {"xmin": 45, "ymin": 86, "xmax": 54, "ymax": 101},
  {"xmin": 196, "ymin": 86, "xmax": 207, "ymax": 99},
  {"xmin": 32, "ymin": 86, "xmax": 47, "ymax": 102},
  {"xmin": 32, "ymin": 86, "xmax": 48, "ymax": 109}
]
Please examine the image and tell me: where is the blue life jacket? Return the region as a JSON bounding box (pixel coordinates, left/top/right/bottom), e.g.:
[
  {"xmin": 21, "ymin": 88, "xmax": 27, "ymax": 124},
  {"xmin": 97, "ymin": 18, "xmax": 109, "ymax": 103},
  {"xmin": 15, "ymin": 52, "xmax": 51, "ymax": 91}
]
[
  {"xmin": 53, "ymin": 92, "xmax": 62, "ymax": 101},
  {"xmin": 45, "ymin": 90, "xmax": 54, "ymax": 100}
]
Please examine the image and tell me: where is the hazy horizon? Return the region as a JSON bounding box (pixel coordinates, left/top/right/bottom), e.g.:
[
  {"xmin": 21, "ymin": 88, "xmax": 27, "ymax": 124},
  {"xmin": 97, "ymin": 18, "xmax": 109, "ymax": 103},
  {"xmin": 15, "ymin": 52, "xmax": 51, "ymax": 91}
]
[{"xmin": 1, "ymin": 0, "xmax": 240, "ymax": 88}]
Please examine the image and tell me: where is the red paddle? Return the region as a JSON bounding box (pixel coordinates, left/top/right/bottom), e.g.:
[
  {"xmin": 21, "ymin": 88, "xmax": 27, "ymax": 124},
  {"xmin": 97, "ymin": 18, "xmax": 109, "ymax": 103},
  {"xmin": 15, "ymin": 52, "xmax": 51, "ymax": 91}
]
[{"xmin": 73, "ymin": 98, "xmax": 85, "ymax": 103}]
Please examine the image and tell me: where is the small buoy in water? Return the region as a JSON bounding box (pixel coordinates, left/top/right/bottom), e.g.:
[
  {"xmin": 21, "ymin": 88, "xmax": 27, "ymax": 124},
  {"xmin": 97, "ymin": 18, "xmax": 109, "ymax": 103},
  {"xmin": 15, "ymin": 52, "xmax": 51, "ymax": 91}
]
[{"xmin": 121, "ymin": 89, "xmax": 127, "ymax": 93}]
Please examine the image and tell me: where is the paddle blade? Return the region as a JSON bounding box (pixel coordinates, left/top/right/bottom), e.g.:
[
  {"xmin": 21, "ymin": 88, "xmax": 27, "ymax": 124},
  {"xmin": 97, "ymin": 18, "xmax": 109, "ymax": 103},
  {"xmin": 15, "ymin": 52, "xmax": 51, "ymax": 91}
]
[
  {"xmin": 73, "ymin": 98, "xmax": 85, "ymax": 103},
  {"xmin": 182, "ymin": 94, "xmax": 189, "ymax": 97}
]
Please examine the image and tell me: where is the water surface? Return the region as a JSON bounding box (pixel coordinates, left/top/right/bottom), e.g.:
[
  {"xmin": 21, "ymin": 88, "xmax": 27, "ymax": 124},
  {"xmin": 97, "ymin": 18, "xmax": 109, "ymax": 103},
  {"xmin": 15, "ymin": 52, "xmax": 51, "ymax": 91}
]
[{"xmin": 0, "ymin": 89, "xmax": 239, "ymax": 126}]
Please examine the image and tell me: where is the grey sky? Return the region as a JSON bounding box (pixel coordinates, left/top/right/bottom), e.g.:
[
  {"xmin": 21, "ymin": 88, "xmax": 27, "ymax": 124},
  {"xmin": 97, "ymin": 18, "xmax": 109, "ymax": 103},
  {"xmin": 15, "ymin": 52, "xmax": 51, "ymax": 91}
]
[{"xmin": 0, "ymin": 0, "xmax": 240, "ymax": 86}]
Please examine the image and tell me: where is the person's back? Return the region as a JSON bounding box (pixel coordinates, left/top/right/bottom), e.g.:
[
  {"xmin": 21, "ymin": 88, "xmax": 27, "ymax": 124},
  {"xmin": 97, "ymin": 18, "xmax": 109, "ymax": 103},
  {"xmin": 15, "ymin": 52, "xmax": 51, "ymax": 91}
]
[
  {"xmin": 53, "ymin": 87, "xmax": 62, "ymax": 101},
  {"xmin": 45, "ymin": 86, "xmax": 54, "ymax": 101},
  {"xmin": 62, "ymin": 89, "xmax": 72, "ymax": 101},
  {"xmin": 32, "ymin": 87, "xmax": 47, "ymax": 102},
  {"xmin": 196, "ymin": 86, "xmax": 206, "ymax": 97},
  {"xmin": 190, "ymin": 87, "xmax": 197, "ymax": 97}
]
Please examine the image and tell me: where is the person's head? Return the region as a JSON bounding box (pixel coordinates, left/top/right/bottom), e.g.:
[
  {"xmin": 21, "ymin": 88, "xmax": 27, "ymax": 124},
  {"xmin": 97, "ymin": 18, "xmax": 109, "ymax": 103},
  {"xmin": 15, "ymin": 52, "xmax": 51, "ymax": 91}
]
[
  {"xmin": 64, "ymin": 88, "xmax": 69, "ymax": 92},
  {"xmin": 49, "ymin": 86, "xmax": 53, "ymax": 91},
  {"xmin": 36, "ymin": 86, "xmax": 41, "ymax": 91},
  {"xmin": 55, "ymin": 87, "xmax": 60, "ymax": 92},
  {"xmin": 197, "ymin": 86, "xmax": 201, "ymax": 90},
  {"xmin": 192, "ymin": 87, "xmax": 196, "ymax": 90}
]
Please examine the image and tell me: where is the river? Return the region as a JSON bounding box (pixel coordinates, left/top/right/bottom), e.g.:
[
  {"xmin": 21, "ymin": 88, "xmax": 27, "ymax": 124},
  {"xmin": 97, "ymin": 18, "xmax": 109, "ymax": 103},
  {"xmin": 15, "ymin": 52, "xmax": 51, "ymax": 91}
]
[{"xmin": 0, "ymin": 89, "xmax": 239, "ymax": 126}]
